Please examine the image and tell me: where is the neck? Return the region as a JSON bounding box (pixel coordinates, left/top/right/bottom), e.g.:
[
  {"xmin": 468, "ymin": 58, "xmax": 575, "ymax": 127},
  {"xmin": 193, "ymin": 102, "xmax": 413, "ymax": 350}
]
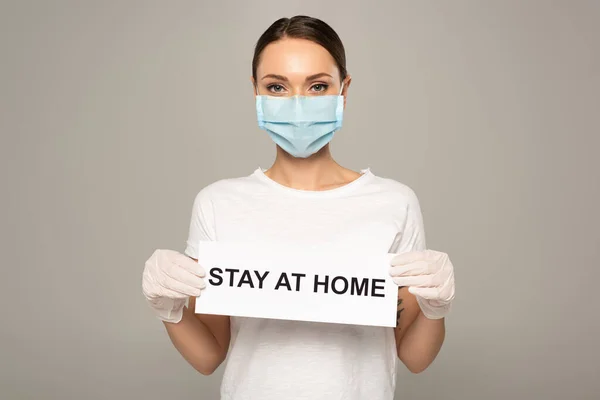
[{"xmin": 265, "ymin": 145, "xmax": 359, "ymax": 191}]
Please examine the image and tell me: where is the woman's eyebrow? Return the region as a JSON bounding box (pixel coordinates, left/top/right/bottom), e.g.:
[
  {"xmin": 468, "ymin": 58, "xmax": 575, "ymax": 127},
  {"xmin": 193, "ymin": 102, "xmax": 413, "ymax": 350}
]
[
  {"xmin": 260, "ymin": 73, "xmax": 333, "ymax": 81},
  {"xmin": 261, "ymin": 74, "xmax": 289, "ymax": 81},
  {"xmin": 305, "ymin": 73, "xmax": 333, "ymax": 81}
]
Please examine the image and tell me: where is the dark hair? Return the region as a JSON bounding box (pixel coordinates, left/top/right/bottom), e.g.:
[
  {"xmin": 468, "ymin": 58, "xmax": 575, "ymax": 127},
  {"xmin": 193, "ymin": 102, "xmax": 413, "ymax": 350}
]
[{"xmin": 252, "ymin": 16, "xmax": 347, "ymax": 83}]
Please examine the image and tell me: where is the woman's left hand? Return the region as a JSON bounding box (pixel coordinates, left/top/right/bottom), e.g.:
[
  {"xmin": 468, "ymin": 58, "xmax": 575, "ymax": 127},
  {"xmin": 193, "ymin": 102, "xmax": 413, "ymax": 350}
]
[{"xmin": 389, "ymin": 250, "xmax": 456, "ymax": 320}]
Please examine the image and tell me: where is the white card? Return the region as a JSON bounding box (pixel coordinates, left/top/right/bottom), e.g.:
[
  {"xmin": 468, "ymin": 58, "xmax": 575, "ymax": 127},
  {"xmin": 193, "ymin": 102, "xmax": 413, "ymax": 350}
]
[{"xmin": 194, "ymin": 241, "xmax": 398, "ymax": 327}]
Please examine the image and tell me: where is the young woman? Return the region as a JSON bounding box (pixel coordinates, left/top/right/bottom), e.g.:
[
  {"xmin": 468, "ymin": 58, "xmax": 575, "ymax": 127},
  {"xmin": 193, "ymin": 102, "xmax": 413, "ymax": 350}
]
[{"xmin": 142, "ymin": 15, "xmax": 456, "ymax": 400}]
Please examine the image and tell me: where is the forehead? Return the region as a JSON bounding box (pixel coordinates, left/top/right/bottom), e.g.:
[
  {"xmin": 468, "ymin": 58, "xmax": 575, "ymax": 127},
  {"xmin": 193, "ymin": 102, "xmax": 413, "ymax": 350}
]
[{"xmin": 256, "ymin": 38, "xmax": 340, "ymax": 79}]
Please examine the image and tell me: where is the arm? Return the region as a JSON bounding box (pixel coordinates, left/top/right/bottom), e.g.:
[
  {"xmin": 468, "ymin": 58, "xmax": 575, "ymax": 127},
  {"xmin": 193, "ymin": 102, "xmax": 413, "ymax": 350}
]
[
  {"xmin": 394, "ymin": 286, "xmax": 420, "ymax": 350},
  {"xmin": 396, "ymin": 311, "xmax": 445, "ymax": 373},
  {"xmin": 164, "ymin": 296, "xmax": 230, "ymax": 375},
  {"xmin": 391, "ymin": 188, "xmax": 451, "ymax": 373},
  {"xmin": 394, "ymin": 286, "xmax": 444, "ymax": 373},
  {"xmin": 163, "ymin": 257, "xmax": 231, "ymax": 375},
  {"xmin": 162, "ymin": 187, "xmax": 231, "ymax": 375}
]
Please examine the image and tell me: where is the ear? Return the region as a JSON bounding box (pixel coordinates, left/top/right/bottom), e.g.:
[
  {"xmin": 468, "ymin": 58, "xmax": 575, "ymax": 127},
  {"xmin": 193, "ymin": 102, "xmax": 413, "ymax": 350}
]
[
  {"xmin": 251, "ymin": 76, "xmax": 258, "ymax": 96},
  {"xmin": 342, "ymin": 75, "xmax": 352, "ymax": 109}
]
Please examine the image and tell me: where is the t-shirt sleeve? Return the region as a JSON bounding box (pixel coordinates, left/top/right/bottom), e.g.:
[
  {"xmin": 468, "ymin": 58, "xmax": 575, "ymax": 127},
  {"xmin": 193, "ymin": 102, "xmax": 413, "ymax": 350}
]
[
  {"xmin": 184, "ymin": 188, "xmax": 217, "ymax": 259},
  {"xmin": 395, "ymin": 188, "xmax": 427, "ymax": 253}
]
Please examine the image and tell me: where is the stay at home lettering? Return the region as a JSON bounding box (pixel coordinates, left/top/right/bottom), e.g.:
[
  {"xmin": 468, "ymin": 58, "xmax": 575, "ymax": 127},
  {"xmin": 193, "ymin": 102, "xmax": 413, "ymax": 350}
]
[{"xmin": 208, "ymin": 268, "xmax": 385, "ymax": 297}]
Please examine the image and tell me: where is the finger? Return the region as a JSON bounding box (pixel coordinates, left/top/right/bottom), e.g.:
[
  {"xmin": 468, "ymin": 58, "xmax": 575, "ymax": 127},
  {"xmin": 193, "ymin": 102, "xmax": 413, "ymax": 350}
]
[
  {"xmin": 164, "ymin": 277, "xmax": 203, "ymax": 297},
  {"xmin": 389, "ymin": 260, "xmax": 432, "ymax": 277},
  {"xmin": 390, "ymin": 250, "xmax": 441, "ymax": 266},
  {"xmin": 160, "ymin": 272, "xmax": 205, "ymax": 297},
  {"xmin": 164, "ymin": 261, "xmax": 206, "ymax": 289},
  {"xmin": 408, "ymin": 286, "xmax": 441, "ymax": 300},
  {"xmin": 390, "ymin": 251, "xmax": 425, "ymax": 266},
  {"xmin": 170, "ymin": 252, "xmax": 205, "ymax": 277},
  {"xmin": 163, "ymin": 285, "xmax": 208, "ymax": 299},
  {"xmin": 160, "ymin": 287, "xmax": 192, "ymax": 300},
  {"xmin": 392, "ymin": 275, "xmax": 434, "ymax": 288},
  {"xmin": 397, "ymin": 269, "xmax": 448, "ymax": 287}
]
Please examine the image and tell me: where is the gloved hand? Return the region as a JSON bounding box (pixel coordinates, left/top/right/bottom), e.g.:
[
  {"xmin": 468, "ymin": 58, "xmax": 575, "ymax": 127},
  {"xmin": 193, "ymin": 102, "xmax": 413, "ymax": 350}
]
[
  {"xmin": 389, "ymin": 250, "xmax": 455, "ymax": 319},
  {"xmin": 142, "ymin": 249, "xmax": 206, "ymax": 323}
]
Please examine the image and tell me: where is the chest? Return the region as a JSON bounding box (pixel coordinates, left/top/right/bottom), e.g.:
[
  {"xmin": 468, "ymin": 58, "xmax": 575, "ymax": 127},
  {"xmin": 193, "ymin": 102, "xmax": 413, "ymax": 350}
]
[{"xmin": 212, "ymin": 194, "xmax": 408, "ymax": 254}]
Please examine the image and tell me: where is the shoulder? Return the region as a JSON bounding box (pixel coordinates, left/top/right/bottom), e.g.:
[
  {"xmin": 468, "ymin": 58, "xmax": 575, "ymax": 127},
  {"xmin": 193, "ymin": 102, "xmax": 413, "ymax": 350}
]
[
  {"xmin": 190, "ymin": 171, "xmax": 263, "ymax": 204},
  {"xmin": 367, "ymin": 173, "xmax": 422, "ymax": 208}
]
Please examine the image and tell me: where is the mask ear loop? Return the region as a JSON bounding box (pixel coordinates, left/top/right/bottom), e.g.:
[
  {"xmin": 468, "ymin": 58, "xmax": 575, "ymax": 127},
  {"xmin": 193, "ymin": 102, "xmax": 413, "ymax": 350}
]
[
  {"xmin": 335, "ymin": 80, "xmax": 345, "ymax": 128},
  {"xmin": 255, "ymin": 84, "xmax": 265, "ymax": 128}
]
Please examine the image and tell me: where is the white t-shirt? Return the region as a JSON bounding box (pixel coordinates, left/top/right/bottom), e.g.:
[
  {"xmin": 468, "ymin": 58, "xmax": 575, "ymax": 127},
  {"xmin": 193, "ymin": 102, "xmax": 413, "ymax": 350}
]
[{"xmin": 184, "ymin": 168, "xmax": 426, "ymax": 400}]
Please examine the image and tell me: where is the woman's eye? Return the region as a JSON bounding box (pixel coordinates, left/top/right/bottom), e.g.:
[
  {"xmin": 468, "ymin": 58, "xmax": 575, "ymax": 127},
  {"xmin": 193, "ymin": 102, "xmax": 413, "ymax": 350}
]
[
  {"xmin": 267, "ymin": 84, "xmax": 285, "ymax": 93},
  {"xmin": 310, "ymin": 84, "xmax": 329, "ymax": 92}
]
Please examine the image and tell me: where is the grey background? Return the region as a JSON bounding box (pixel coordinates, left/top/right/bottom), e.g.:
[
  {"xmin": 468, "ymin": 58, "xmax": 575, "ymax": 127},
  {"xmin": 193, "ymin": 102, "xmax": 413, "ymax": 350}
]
[{"xmin": 1, "ymin": 1, "xmax": 599, "ymax": 399}]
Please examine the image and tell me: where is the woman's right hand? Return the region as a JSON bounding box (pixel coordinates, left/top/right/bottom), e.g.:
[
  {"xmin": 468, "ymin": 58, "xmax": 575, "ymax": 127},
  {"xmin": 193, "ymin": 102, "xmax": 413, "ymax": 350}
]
[{"xmin": 142, "ymin": 249, "xmax": 206, "ymax": 323}]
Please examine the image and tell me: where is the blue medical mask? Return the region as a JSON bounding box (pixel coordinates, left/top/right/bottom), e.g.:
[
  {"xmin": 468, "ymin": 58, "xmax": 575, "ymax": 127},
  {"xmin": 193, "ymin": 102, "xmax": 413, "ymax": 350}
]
[{"xmin": 255, "ymin": 84, "xmax": 345, "ymax": 158}]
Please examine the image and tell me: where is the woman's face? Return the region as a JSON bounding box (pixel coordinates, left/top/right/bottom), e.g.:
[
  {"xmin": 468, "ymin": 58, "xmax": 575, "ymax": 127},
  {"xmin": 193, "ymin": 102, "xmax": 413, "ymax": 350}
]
[{"xmin": 254, "ymin": 38, "xmax": 350, "ymax": 99}]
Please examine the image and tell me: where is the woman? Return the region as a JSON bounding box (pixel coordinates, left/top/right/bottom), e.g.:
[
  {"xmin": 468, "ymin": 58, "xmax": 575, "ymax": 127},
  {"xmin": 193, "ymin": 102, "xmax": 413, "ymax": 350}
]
[{"xmin": 142, "ymin": 15, "xmax": 455, "ymax": 400}]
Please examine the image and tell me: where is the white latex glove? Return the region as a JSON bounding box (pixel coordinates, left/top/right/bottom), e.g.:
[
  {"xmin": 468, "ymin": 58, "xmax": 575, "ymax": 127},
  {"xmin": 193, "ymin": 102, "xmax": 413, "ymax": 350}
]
[
  {"xmin": 389, "ymin": 250, "xmax": 455, "ymax": 319},
  {"xmin": 142, "ymin": 249, "xmax": 206, "ymax": 323}
]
